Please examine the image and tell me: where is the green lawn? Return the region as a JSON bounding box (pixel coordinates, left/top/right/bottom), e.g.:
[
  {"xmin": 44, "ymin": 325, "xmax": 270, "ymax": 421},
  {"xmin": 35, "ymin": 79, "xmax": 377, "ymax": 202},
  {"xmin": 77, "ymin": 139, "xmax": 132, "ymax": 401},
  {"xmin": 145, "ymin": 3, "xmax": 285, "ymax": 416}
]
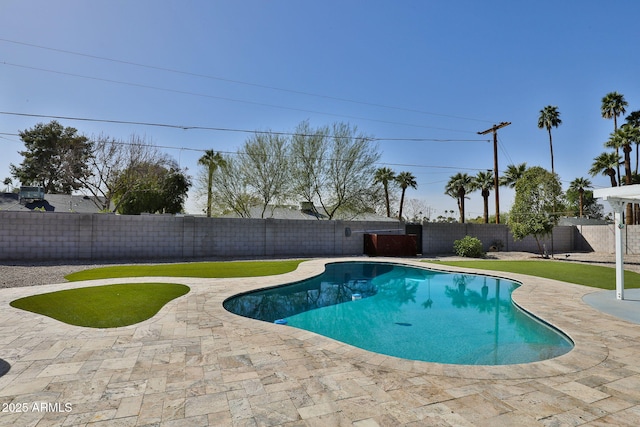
[
  {"xmin": 427, "ymin": 260, "xmax": 640, "ymax": 290},
  {"xmin": 17, "ymin": 258, "xmax": 632, "ymax": 328},
  {"xmin": 13, "ymin": 259, "xmax": 303, "ymax": 329},
  {"xmin": 65, "ymin": 259, "xmax": 304, "ymax": 281},
  {"xmin": 10, "ymin": 283, "xmax": 190, "ymax": 328}
]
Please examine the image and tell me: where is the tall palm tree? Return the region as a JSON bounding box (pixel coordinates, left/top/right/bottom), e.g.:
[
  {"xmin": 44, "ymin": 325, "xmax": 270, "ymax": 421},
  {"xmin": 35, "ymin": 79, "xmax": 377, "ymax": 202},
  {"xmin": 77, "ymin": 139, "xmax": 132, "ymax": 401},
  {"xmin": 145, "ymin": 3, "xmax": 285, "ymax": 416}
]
[
  {"xmin": 197, "ymin": 150, "xmax": 226, "ymax": 217},
  {"xmin": 445, "ymin": 173, "xmax": 473, "ymax": 223},
  {"xmin": 471, "ymin": 170, "xmax": 494, "ymax": 224},
  {"xmin": 606, "ymin": 124, "xmax": 640, "ymax": 224},
  {"xmin": 601, "ymin": 92, "xmax": 628, "ymax": 181},
  {"xmin": 606, "ymin": 124, "xmax": 640, "ymax": 186},
  {"xmin": 589, "ymin": 151, "xmax": 620, "ymax": 187},
  {"xmin": 624, "ymin": 111, "xmax": 640, "ymax": 224},
  {"xmin": 396, "ymin": 171, "xmax": 417, "ymax": 221},
  {"xmin": 625, "ymin": 110, "xmax": 640, "ymax": 174},
  {"xmin": 374, "ymin": 167, "xmax": 396, "ymax": 217},
  {"xmin": 537, "ymin": 106, "xmax": 562, "ymax": 175},
  {"xmin": 499, "ymin": 163, "xmax": 527, "ymax": 188},
  {"xmin": 568, "ymin": 177, "xmax": 592, "ymax": 218},
  {"xmin": 602, "ymin": 91, "xmax": 628, "ymax": 131}
]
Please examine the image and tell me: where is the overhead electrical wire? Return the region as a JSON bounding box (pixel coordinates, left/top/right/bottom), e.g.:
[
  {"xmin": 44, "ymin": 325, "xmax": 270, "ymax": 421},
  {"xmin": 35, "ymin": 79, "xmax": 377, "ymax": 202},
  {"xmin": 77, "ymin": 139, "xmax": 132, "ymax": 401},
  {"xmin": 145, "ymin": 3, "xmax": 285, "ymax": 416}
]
[
  {"xmin": 2, "ymin": 61, "xmax": 482, "ymax": 134},
  {"xmin": 1, "ymin": 36, "xmax": 496, "ymax": 173},
  {"xmin": 0, "ymin": 122, "xmax": 488, "ymax": 173},
  {"xmin": 0, "ymin": 38, "xmax": 495, "ymax": 124},
  {"xmin": 0, "ymin": 39, "xmax": 510, "ymax": 183},
  {"xmin": 0, "ymin": 111, "xmax": 489, "ymax": 143},
  {"xmin": 497, "ymin": 136, "xmax": 515, "ymax": 167}
]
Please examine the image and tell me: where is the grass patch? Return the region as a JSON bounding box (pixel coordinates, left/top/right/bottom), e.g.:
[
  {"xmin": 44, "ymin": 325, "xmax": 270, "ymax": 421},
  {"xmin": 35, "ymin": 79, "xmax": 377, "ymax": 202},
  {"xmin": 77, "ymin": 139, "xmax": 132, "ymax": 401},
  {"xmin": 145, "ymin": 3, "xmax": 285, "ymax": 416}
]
[
  {"xmin": 65, "ymin": 259, "xmax": 304, "ymax": 281},
  {"xmin": 10, "ymin": 283, "xmax": 189, "ymax": 328},
  {"xmin": 427, "ymin": 260, "xmax": 640, "ymax": 290}
]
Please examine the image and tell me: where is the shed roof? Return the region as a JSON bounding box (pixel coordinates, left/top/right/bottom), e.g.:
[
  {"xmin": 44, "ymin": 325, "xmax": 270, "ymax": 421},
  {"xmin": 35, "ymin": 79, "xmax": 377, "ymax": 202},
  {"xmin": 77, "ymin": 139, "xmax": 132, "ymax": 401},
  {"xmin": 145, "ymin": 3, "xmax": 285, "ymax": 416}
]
[{"xmin": 0, "ymin": 193, "xmax": 109, "ymax": 213}]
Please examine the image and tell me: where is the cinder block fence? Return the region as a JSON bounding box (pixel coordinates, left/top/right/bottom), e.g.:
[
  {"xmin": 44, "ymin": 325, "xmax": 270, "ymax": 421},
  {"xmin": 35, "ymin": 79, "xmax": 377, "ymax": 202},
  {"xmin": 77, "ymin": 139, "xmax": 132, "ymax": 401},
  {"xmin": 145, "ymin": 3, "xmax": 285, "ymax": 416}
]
[
  {"xmin": 0, "ymin": 211, "xmax": 628, "ymax": 262},
  {"xmin": 0, "ymin": 212, "xmax": 401, "ymax": 261}
]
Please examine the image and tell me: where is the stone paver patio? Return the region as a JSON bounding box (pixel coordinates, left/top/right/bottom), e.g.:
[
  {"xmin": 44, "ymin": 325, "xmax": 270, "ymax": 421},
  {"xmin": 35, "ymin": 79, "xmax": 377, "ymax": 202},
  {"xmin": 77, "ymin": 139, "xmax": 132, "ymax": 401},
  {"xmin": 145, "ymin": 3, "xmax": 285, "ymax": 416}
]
[{"xmin": 0, "ymin": 257, "xmax": 639, "ymax": 426}]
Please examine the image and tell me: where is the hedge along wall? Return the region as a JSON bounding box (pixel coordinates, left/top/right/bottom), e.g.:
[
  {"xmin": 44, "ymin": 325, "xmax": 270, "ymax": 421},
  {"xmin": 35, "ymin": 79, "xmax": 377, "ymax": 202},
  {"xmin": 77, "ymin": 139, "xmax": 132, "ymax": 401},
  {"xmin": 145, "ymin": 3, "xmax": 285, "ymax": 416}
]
[{"xmin": 0, "ymin": 211, "xmax": 403, "ymax": 261}]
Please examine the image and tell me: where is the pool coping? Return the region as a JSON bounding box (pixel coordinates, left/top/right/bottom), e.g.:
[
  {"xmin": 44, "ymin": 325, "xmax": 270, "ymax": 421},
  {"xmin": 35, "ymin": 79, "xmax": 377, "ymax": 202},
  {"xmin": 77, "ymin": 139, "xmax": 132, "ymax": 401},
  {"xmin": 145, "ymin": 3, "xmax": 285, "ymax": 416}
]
[
  {"xmin": 214, "ymin": 258, "xmax": 610, "ymax": 381},
  {"xmin": 1, "ymin": 256, "xmax": 638, "ymax": 425}
]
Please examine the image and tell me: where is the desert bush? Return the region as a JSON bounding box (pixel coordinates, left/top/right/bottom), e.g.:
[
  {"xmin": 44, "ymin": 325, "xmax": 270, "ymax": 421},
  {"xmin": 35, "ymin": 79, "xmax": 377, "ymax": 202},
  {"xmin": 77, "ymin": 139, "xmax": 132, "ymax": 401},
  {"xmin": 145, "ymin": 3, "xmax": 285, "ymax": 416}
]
[{"xmin": 453, "ymin": 236, "xmax": 484, "ymax": 258}]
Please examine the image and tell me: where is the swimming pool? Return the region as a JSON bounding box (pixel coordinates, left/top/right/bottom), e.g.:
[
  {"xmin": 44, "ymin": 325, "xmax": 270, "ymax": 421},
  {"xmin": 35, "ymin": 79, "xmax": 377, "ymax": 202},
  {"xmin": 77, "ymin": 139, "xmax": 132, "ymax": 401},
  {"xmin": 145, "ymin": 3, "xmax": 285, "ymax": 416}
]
[{"xmin": 223, "ymin": 262, "xmax": 573, "ymax": 365}]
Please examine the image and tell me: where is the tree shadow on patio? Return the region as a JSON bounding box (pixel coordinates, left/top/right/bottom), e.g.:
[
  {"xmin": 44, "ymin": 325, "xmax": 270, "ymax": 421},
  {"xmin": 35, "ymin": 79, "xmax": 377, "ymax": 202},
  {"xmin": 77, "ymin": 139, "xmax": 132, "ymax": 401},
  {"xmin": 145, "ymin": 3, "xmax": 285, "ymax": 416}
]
[{"xmin": 0, "ymin": 358, "xmax": 10, "ymax": 377}]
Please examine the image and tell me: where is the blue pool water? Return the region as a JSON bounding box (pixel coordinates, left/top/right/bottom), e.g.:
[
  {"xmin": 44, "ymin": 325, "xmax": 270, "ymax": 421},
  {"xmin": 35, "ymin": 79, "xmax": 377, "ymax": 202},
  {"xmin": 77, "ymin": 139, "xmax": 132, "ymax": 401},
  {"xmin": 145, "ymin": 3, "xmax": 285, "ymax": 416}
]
[{"xmin": 223, "ymin": 262, "xmax": 573, "ymax": 365}]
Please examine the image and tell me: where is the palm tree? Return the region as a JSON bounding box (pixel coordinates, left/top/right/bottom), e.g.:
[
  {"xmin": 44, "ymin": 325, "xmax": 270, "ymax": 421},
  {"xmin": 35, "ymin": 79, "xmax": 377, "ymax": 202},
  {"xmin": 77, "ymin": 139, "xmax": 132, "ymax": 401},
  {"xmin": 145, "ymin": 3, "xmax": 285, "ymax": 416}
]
[
  {"xmin": 3, "ymin": 177, "xmax": 12, "ymax": 192},
  {"xmin": 445, "ymin": 173, "xmax": 473, "ymax": 223},
  {"xmin": 589, "ymin": 151, "xmax": 620, "ymax": 187},
  {"xmin": 499, "ymin": 163, "xmax": 527, "ymax": 188},
  {"xmin": 625, "ymin": 110, "xmax": 640, "ymax": 174},
  {"xmin": 602, "ymin": 91, "xmax": 628, "ymax": 131},
  {"xmin": 198, "ymin": 150, "xmax": 226, "ymax": 217},
  {"xmin": 537, "ymin": 106, "xmax": 562, "ymax": 175},
  {"xmin": 568, "ymin": 177, "xmax": 592, "ymax": 218},
  {"xmin": 471, "ymin": 170, "xmax": 494, "ymax": 224},
  {"xmin": 601, "ymin": 92, "xmax": 628, "ymax": 181},
  {"xmin": 606, "ymin": 124, "xmax": 640, "ymax": 224},
  {"xmin": 625, "ymin": 111, "xmax": 640, "ymax": 224},
  {"xmin": 606, "ymin": 124, "xmax": 640, "ymax": 186},
  {"xmin": 396, "ymin": 171, "xmax": 417, "ymax": 221},
  {"xmin": 374, "ymin": 167, "xmax": 396, "ymax": 217}
]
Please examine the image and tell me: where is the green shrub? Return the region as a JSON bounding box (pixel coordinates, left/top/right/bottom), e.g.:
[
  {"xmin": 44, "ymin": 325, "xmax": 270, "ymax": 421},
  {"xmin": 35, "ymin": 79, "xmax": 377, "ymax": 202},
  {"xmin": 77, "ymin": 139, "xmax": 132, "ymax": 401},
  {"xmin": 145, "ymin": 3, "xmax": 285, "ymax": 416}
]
[{"xmin": 453, "ymin": 236, "xmax": 484, "ymax": 258}]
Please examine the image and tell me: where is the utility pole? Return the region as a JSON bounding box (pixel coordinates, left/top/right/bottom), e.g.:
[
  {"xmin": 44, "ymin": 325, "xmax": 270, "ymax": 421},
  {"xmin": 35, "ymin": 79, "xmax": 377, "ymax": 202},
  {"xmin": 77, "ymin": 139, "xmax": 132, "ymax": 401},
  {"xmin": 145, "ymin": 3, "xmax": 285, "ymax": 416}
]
[{"xmin": 478, "ymin": 122, "xmax": 511, "ymax": 224}]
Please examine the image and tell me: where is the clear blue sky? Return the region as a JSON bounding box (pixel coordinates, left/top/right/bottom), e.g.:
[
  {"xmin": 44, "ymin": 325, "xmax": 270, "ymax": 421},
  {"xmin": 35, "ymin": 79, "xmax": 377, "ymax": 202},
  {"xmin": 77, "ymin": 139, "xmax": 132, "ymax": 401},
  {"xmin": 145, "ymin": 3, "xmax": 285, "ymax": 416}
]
[{"xmin": 2, "ymin": 0, "xmax": 639, "ymax": 218}]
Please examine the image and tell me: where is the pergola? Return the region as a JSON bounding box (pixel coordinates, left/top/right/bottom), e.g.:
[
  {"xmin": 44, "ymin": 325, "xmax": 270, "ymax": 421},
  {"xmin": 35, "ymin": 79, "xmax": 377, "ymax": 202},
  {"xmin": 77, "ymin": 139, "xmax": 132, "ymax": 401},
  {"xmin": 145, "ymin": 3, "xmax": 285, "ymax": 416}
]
[{"xmin": 593, "ymin": 185, "xmax": 640, "ymax": 300}]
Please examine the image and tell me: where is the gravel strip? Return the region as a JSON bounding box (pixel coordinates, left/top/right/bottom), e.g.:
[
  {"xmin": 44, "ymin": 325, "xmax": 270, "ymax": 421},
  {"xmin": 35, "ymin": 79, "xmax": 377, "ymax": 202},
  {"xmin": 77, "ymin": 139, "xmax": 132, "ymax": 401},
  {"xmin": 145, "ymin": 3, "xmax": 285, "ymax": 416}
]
[{"xmin": 0, "ymin": 263, "xmax": 101, "ymax": 289}]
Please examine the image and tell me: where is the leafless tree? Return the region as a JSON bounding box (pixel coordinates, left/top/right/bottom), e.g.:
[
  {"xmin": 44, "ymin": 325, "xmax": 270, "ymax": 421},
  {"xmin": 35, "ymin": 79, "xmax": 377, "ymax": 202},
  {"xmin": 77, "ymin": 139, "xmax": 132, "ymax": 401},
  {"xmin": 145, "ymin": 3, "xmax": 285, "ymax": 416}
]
[
  {"xmin": 290, "ymin": 120, "xmax": 328, "ymax": 206},
  {"xmin": 317, "ymin": 122, "xmax": 380, "ymax": 219},
  {"xmin": 240, "ymin": 132, "xmax": 291, "ymax": 218},
  {"xmin": 404, "ymin": 198, "xmax": 431, "ymax": 222},
  {"xmin": 210, "ymin": 156, "xmax": 255, "ymax": 218},
  {"xmin": 211, "ymin": 121, "xmax": 382, "ymax": 219}
]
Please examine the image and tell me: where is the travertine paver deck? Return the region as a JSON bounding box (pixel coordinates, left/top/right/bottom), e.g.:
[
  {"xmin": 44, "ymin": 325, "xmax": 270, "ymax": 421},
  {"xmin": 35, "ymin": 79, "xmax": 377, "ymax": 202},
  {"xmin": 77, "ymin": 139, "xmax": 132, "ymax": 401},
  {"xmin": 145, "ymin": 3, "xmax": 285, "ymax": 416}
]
[{"xmin": 0, "ymin": 257, "xmax": 639, "ymax": 426}]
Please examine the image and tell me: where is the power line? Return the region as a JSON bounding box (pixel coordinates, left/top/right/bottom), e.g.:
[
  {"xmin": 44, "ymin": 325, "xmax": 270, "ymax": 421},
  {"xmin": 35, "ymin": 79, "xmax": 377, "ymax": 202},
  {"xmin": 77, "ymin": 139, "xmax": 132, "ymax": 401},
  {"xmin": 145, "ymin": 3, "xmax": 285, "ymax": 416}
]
[
  {"xmin": 0, "ymin": 125, "xmax": 488, "ymax": 173},
  {"xmin": 0, "ymin": 111, "xmax": 489, "ymax": 143},
  {"xmin": 497, "ymin": 136, "xmax": 515, "ymax": 166},
  {"xmin": 0, "ymin": 38, "xmax": 495, "ymax": 124},
  {"xmin": 376, "ymin": 163, "xmax": 486, "ymax": 171},
  {"xmin": 2, "ymin": 61, "xmax": 479, "ymax": 134},
  {"xmin": 478, "ymin": 122, "xmax": 511, "ymax": 224}
]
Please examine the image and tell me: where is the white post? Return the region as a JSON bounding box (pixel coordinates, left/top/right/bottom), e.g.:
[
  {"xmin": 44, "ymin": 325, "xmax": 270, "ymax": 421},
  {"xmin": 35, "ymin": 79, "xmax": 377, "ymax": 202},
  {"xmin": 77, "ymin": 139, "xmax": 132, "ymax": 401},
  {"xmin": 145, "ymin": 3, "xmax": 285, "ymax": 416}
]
[{"xmin": 610, "ymin": 200, "xmax": 626, "ymax": 300}]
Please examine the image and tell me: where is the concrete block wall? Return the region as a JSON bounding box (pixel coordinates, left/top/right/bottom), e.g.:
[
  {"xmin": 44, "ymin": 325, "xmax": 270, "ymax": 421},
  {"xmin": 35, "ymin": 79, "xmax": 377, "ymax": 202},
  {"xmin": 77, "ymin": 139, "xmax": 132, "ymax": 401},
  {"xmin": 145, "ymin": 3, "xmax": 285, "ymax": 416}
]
[
  {"xmin": 576, "ymin": 224, "xmax": 614, "ymax": 253},
  {"xmin": 577, "ymin": 224, "xmax": 640, "ymax": 254},
  {"xmin": 463, "ymin": 224, "xmax": 510, "ymax": 251},
  {"xmin": 508, "ymin": 226, "xmax": 574, "ymax": 253},
  {"xmin": 0, "ymin": 212, "xmax": 87, "ymax": 260},
  {"xmin": 627, "ymin": 225, "xmax": 640, "ymax": 254},
  {"xmin": 0, "ymin": 210, "xmax": 628, "ymax": 261},
  {"xmin": 90, "ymin": 214, "xmax": 187, "ymax": 259},
  {"xmin": 422, "ymin": 223, "xmax": 574, "ymax": 255},
  {"xmin": 421, "ymin": 223, "xmax": 468, "ymax": 254},
  {"xmin": 191, "ymin": 217, "xmax": 267, "ymax": 258},
  {"xmin": 0, "ymin": 211, "xmax": 402, "ymax": 261}
]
